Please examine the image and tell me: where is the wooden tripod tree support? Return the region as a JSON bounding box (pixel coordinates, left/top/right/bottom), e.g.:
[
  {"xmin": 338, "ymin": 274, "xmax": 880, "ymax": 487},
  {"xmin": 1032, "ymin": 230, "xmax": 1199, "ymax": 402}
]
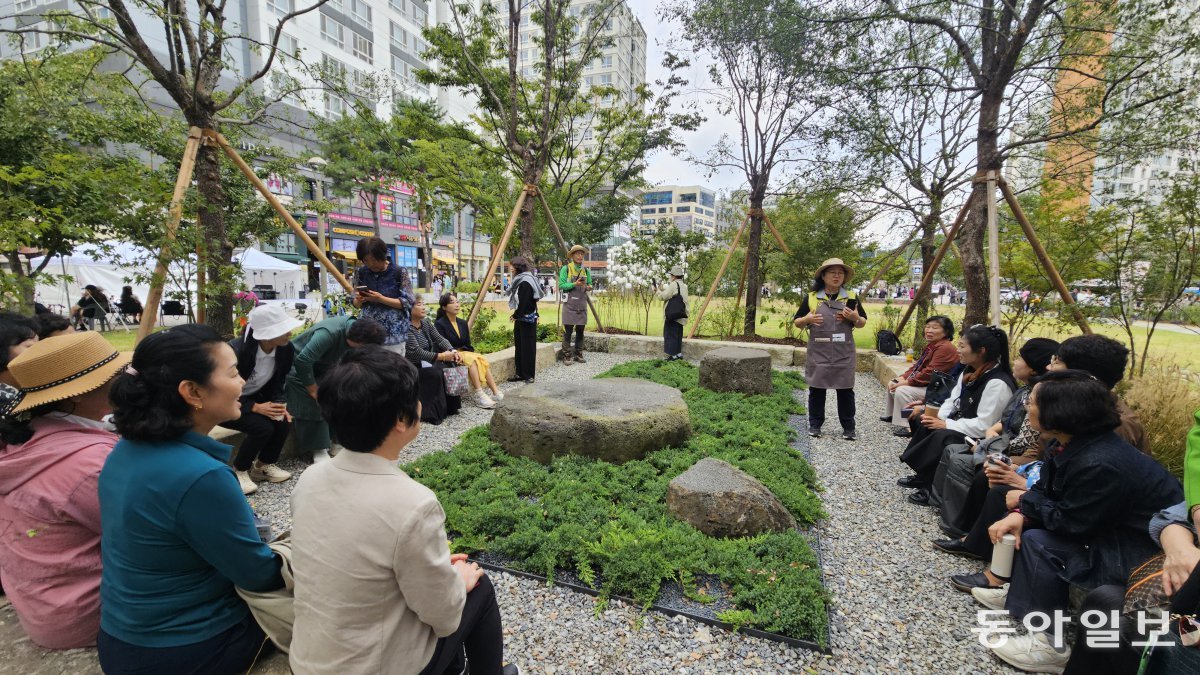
[
  {"xmin": 687, "ymin": 209, "xmax": 791, "ymax": 339},
  {"xmin": 892, "ymin": 173, "xmax": 1092, "ymax": 339},
  {"xmin": 136, "ymin": 127, "xmax": 355, "ymax": 344},
  {"xmin": 464, "ymin": 184, "xmax": 606, "ymax": 333}
]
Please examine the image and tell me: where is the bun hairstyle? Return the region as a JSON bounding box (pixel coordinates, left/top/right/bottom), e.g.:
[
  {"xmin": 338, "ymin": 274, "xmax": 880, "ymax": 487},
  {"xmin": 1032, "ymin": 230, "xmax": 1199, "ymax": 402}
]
[{"xmin": 109, "ymin": 324, "xmax": 225, "ymax": 442}]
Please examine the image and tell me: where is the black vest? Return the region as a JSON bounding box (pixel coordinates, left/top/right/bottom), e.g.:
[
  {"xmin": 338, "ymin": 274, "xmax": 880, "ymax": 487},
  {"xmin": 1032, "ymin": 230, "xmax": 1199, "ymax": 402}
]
[{"xmin": 952, "ymin": 365, "xmax": 1016, "ymax": 420}]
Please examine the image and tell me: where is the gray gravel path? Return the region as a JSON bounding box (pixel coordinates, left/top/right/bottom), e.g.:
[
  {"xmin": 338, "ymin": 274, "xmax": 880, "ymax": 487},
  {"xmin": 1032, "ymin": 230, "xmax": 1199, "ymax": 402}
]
[{"xmin": 242, "ymin": 358, "xmax": 1018, "ymax": 674}]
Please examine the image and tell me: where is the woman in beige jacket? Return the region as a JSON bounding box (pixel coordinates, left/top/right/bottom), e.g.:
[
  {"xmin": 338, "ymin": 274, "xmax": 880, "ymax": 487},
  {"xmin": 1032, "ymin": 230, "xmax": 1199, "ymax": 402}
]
[
  {"xmin": 656, "ymin": 266, "xmax": 689, "ymax": 360},
  {"xmin": 289, "ymin": 347, "xmax": 517, "ymax": 675}
]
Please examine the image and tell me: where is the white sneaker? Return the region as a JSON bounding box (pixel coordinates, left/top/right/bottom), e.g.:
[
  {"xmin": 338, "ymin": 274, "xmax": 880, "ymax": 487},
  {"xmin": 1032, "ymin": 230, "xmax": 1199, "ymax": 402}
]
[
  {"xmin": 991, "ymin": 631, "xmax": 1070, "ymax": 674},
  {"xmin": 491, "ymin": 389, "xmax": 504, "ymax": 401},
  {"xmin": 971, "ymin": 583, "xmax": 1010, "ymax": 611},
  {"xmin": 312, "ymin": 448, "xmax": 331, "ymax": 463},
  {"xmin": 250, "ymin": 463, "xmax": 292, "ymax": 483},
  {"xmin": 235, "ymin": 470, "xmax": 258, "ymax": 495},
  {"xmin": 474, "ymin": 390, "xmax": 496, "ymax": 409}
]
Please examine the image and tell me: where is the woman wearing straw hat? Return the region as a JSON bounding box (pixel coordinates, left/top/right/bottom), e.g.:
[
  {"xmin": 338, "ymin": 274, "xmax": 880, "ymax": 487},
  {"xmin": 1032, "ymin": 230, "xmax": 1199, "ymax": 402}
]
[
  {"xmin": 793, "ymin": 258, "xmax": 867, "ymax": 441},
  {"xmin": 222, "ymin": 304, "xmax": 302, "ymax": 495},
  {"xmin": 0, "ymin": 332, "xmax": 130, "ymax": 649},
  {"xmin": 656, "ymin": 265, "xmax": 689, "ymax": 360},
  {"xmin": 558, "ymin": 244, "xmax": 592, "ymax": 365}
]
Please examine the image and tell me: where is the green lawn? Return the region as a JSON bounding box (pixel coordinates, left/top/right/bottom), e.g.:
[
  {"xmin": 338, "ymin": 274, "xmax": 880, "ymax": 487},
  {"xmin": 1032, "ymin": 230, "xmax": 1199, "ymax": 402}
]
[{"xmin": 98, "ymin": 296, "xmax": 1200, "ymax": 371}]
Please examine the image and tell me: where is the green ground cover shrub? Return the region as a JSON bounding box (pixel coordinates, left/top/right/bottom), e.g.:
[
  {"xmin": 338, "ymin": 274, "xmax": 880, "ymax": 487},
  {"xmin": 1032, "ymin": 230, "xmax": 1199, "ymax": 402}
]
[{"xmin": 403, "ymin": 359, "xmax": 830, "ymax": 645}]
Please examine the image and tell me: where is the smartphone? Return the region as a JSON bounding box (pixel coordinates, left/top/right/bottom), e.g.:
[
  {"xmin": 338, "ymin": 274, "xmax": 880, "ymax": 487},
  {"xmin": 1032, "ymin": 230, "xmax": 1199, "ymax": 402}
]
[
  {"xmin": 846, "ymin": 299, "xmax": 858, "ymax": 311},
  {"xmin": 986, "ymin": 452, "xmax": 1012, "ymax": 466},
  {"xmin": 965, "ymin": 437, "xmax": 979, "ymax": 447},
  {"xmin": 355, "ymin": 285, "xmax": 369, "ymax": 293}
]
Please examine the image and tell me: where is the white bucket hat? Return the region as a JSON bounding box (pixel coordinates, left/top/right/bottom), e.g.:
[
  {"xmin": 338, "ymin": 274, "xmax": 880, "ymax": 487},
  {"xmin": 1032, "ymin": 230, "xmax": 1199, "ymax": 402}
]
[{"xmin": 247, "ymin": 304, "xmax": 302, "ymax": 342}]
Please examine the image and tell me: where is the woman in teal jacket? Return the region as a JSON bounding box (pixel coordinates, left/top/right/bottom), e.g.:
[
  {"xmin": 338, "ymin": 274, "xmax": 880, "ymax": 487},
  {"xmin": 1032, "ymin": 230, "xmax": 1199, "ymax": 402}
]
[{"xmin": 98, "ymin": 325, "xmax": 284, "ymax": 674}]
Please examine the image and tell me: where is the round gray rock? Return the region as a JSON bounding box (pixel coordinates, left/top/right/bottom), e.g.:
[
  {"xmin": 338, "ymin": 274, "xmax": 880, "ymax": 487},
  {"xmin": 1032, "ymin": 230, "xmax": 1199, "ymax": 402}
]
[
  {"xmin": 698, "ymin": 346, "xmax": 773, "ymax": 395},
  {"xmin": 489, "ymin": 377, "xmax": 691, "ymax": 464},
  {"xmin": 667, "ymin": 457, "xmax": 797, "ymax": 538}
]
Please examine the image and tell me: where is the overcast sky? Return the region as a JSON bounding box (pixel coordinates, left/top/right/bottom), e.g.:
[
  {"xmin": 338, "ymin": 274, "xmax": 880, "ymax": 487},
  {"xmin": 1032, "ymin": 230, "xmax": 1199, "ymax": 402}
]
[{"xmin": 629, "ymin": 3, "xmax": 746, "ymax": 194}]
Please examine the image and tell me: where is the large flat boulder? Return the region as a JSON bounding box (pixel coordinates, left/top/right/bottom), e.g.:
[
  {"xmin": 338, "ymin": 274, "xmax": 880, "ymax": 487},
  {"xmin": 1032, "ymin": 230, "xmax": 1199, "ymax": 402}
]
[
  {"xmin": 698, "ymin": 347, "xmax": 773, "ymax": 395},
  {"xmin": 667, "ymin": 458, "xmax": 796, "ymax": 538},
  {"xmin": 490, "ymin": 377, "xmax": 690, "ymax": 464}
]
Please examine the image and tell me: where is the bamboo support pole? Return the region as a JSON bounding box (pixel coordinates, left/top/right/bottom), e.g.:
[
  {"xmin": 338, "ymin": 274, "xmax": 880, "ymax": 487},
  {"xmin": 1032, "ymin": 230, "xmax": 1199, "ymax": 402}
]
[
  {"xmin": 137, "ymin": 127, "xmax": 203, "ymax": 343},
  {"xmin": 208, "ymin": 131, "xmax": 353, "ymax": 295},
  {"xmin": 536, "ymin": 191, "xmax": 605, "ymax": 333},
  {"xmin": 997, "ymin": 178, "xmax": 1093, "ymax": 334},
  {"xmin": 688, "ymin": 215, "xmax": 750, "ymax": 339},
  {"xmin": 894, "ymin": 191, "xmax": 979, "ymax": 338},
  {"xmin": 467, "ymin": 187, "xmax": 529, "ymax": 328},
  {"xmin": 987, "ymin": 171, "xmax": 1002, "ymax": 327}
]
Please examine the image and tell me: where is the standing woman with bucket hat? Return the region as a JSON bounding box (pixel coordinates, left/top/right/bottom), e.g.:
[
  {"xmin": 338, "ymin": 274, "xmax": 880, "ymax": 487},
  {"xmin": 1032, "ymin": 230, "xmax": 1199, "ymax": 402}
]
[
  {"xmin": 794, "ymin": 258, "xmax": 867, "ymax": 440},
  {"xmin": 657, "ymin": 265, "xmax": 689, "ymax": 360},
  {"xmin": 558, "ymin": 244, "xmax": 592, "ymax": 364}
]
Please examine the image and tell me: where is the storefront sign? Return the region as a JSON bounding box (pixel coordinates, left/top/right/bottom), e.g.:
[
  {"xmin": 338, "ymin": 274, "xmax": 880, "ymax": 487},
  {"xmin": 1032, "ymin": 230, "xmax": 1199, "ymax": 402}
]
[{"xmin": 332, "ymin": 225, "xmax": 374, "ymax": 237}]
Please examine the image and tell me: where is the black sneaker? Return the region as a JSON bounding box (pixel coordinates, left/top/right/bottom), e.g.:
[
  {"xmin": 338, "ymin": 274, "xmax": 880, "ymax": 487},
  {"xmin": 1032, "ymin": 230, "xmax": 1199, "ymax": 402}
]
[
  {"xmin": 842, "ymin": 429, "xmax": 856, "ymax": 441},
  {"xmin": 809, "ymin": 426, "xmax": 822, "ymax": 438}
]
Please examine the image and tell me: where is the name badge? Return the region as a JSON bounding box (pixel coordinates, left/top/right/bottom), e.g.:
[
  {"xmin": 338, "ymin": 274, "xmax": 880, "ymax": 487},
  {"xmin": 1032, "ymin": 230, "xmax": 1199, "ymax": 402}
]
[
  {"xmin": 831, "ymin": 333, "xmax": 847, "ymax": 343},
  {"xmin": 813, "ymin": 337, "xmax": 831, "ymax": 343}
]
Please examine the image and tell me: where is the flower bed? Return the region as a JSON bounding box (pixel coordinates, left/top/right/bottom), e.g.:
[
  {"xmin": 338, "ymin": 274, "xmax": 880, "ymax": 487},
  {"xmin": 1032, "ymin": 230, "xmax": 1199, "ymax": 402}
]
[{"xmin": 403, "ymin": 359, "xmax": 830, "ymax": 646}]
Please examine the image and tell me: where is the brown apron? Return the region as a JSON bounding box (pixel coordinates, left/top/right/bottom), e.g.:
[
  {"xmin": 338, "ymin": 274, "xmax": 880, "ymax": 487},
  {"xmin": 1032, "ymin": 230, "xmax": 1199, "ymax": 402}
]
[
  {"xmin": 805, "ymin": 292, "xmax": 857, "ymax": 389},
  {"xmin": 562, "ymin": 269, "xmax": 589, "ymax": 326}
]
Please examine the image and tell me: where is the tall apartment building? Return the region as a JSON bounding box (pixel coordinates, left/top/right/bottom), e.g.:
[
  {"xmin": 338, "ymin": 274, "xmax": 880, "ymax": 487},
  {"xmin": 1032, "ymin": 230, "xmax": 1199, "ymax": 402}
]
[
  {"xmin": 501, "ymin": 0, "xmax": 647, "ymax": 153},
  {"xmin": 638, "ymin": 185, "xmax": 720, "ymax": 238}
]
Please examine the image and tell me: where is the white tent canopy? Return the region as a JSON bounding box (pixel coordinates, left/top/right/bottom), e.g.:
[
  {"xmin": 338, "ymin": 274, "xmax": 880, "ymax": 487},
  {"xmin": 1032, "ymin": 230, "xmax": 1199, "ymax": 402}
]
[{"xmin": 31, "ymin": 243, "xmax": 305, "ymax": 313}]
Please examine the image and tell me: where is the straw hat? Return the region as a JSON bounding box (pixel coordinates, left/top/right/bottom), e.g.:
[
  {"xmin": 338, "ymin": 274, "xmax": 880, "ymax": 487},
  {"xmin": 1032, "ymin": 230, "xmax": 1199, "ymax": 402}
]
[
  {"xmin": 8, "ymin": 332, "xmax": 131, "ymax": 414},
  {"xmin": 247, "ymin": 304, "xmax": 302, "ymax": 342},
  {"xmin": 567, "ymin": 244, "xmax": 588, "ymax": 256},
  {"xmin": 816, "ymin": 257, "xmax": 855, "ymax": 281}
]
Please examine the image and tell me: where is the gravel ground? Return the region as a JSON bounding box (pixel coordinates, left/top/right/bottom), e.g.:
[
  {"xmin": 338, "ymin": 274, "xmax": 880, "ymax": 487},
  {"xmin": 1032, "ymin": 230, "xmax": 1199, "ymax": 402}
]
[{"xmin": 239, "ymin": 358, "xmax": 1020, "ymax": 673}]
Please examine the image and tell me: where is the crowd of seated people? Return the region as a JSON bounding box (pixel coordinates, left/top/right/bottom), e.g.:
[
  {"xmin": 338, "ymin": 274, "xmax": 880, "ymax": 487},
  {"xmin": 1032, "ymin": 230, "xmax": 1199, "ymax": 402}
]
[
  {"xmin": 0, "ymin": 306, "xmax": 506, "ymax": 674},
  {"xmin": 886, "ymin": 326, "xmax": 1199, "ymax": 674}
]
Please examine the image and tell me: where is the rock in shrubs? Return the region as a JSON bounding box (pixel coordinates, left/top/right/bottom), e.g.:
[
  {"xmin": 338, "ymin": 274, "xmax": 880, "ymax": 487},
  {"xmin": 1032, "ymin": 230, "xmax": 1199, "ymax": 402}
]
[
  {"xmin": 698, "ymin": 347, "xmax": 773, "ymax": 395},
  {"xmin": 667, "ymin": 457, "xmax": 797, "ymax": 538},
  {"xmin": 489, "ymin": 377, "xmax": 690, "ymax": 464}
]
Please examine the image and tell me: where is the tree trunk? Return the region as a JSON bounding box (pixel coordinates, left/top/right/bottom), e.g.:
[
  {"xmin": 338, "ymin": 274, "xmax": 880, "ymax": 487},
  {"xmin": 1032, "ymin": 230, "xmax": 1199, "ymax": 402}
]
[
  {"xmin": 742, "ymin": 189, "xmax": 766, "ymax": 336},
  {"xmin": 517, "ymin": 166, "xmax": 540, "ymax": 261},
  {"xmin": 962, "ymin": 93, "xmax": 1004, "ymax": 327},
  {"xmin": 194, "ymin": 140, "xmax": 235, "ymax": 338},
  {"xmin": 912, "ymin": 207, "xmax": 941, "ymax": 350},
  {"xmin": 419, "ymin": 204, "xmax": 433, "ymax": 292},
  {"xmin": 4, "ymin": 251, "xmax": 36, "ymax": 312}
]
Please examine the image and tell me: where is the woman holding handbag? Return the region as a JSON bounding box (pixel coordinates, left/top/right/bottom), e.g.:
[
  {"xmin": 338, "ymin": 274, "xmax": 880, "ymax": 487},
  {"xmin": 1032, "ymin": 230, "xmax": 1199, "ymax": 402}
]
[
  {"xmin": 406, "ymin": 298, "xmax": 467, "ymax": 422},
  {"xmin": 656, "ymin": 266, "xmax": 689, "ymax": 361}
]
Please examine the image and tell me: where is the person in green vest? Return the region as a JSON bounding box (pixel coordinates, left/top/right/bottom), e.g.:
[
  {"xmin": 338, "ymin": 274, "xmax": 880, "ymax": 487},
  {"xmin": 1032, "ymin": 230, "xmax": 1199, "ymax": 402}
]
[
  {"xmin": 284, "ymin": 316, "xmax": 385, "ymax": 463},
  {"xmin": 558, "ymin": 245, "xmax": 592, "ymax": 365}
]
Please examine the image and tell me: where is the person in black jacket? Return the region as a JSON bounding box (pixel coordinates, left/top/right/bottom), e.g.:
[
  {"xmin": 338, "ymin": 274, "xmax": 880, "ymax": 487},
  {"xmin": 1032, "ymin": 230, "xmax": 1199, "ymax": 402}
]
[
  {"xmin": 435, "ymin": 292, "xmax": 503, "ymax": 407},
  {"xmin": 506, "ymin": 257, "xmax": 543, "ymax": 383},
  {"xmin": 954, "ymin": 371, "xmax": 1182, "ymax": 673},
  {"xmin": 405, "ymin": 297, "xmax": 463, "ymax": 424},
  {"xmin": 222, "ymin": 304, "xmax": 301, "ymax": 495}
]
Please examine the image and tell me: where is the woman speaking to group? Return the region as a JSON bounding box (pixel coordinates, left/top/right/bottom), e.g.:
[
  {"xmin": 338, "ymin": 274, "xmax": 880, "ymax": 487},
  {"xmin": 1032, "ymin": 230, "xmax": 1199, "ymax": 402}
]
[{"xmin": 793, "ymin": 258, "xmax": 867, "ymax": 441}]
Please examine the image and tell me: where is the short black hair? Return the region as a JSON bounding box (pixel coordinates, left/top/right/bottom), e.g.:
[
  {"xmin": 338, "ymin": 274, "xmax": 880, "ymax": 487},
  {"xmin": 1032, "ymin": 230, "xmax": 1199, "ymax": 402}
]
[
  {"xmin": 34, "ymin": 313, "xmax": 72, "ymax": 339},
  {"xmin": 346, "ymin": 317, "xmax": 386, "ymax": 345},
  {"xmin": 110, "ymin": 324, "xmax": 225, "ymax": 442},
  {"xmin": 355, "ymin": 236, "xmax": 389, "ymax": 263},
  {"xmin": 1056, "ymin": 334, "xmax": 1128, "ymax": 389},
  {"xmin": 925, "ymin": 315, "xmax": 955, "ymax": 341},
  {"xmin": 0, "ymin": 311, "xmax": 38, "ymax": 371},
  {"xmin": 1032, "ymin": 369, "xmax": 1121, "ymax": 437},
  {"xmin": 962, "ymin": 324, "xmax": 1011, "ymax": 374},
  {"xmin": 318, "ymin": 346, "xmax": 419, "ymax": 452}
]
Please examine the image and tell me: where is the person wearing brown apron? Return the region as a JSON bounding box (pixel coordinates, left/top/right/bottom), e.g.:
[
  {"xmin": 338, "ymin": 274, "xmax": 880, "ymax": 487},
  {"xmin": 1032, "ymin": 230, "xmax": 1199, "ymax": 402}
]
[
  {"xmin": 558, "ymin": 245, "xmax": 591, "ymax": 365},
  {"xmin": 794, "ymin": 258, "xmax": 867, "ymax": 440}
]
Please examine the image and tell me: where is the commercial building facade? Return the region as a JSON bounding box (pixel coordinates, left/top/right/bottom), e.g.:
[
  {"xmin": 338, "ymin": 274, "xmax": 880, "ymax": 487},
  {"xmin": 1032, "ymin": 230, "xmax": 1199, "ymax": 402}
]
[{"xmin": 638, "ymin": 185, "xmax": 720, "ymax": 238}]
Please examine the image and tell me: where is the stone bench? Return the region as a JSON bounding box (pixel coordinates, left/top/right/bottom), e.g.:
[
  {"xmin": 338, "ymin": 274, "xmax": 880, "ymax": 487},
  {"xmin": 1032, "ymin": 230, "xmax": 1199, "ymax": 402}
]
[{"xmin": 698, "ymin": 347, "xmax": 773, "ymax": 395}]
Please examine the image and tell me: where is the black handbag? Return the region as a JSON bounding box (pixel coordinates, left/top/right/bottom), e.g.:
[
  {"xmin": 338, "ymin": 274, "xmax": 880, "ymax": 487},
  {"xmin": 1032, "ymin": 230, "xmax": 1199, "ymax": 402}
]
[
  {"xmin": 924, "ymin": 370, "xmax": 957, "ymax": 408},
  {"xmin": 664, "ymin": 282, "xmax": 688, "ymax": 321}
]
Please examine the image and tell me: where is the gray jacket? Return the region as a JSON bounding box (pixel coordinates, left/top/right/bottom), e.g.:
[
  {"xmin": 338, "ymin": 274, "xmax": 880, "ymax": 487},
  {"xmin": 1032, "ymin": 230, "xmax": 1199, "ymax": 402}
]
[{"xmin": 1150, "ymin": 501, "xmax": 1196, "ymax": 547}]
